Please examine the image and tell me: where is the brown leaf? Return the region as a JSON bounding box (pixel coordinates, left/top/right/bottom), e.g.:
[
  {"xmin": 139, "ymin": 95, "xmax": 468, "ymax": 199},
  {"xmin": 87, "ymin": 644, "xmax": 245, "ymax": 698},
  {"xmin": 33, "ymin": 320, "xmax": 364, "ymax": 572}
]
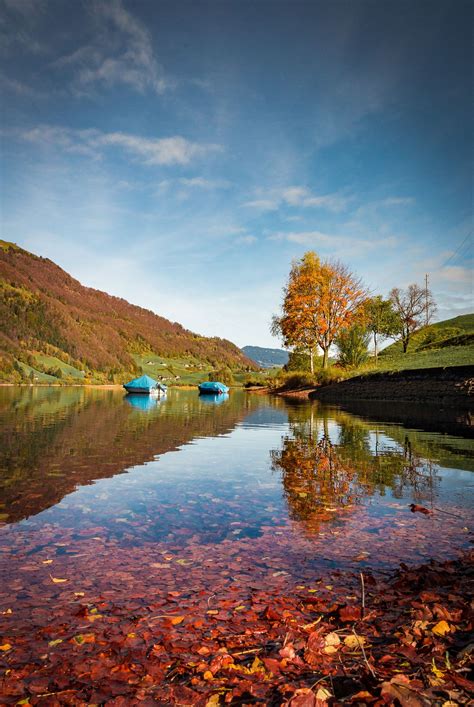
[{"xmin": 381, "ymin": 675, "xmax": 431, "ymax": 706}]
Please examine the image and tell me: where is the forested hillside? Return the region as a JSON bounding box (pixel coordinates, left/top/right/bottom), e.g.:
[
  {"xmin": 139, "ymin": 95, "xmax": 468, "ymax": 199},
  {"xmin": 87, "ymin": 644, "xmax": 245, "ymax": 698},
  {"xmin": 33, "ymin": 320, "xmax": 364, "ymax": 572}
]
[{"xmin": 0, "ymin": 241, "xmax": 255, "ymax": 383}]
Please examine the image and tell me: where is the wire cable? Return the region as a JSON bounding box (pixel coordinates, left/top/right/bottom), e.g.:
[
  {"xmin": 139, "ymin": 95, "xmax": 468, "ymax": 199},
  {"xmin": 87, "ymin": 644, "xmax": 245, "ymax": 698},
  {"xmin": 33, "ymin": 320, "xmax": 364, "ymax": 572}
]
[{"xmin": 441, "ymin": 230, "xmax": 473, "ymax": 268}]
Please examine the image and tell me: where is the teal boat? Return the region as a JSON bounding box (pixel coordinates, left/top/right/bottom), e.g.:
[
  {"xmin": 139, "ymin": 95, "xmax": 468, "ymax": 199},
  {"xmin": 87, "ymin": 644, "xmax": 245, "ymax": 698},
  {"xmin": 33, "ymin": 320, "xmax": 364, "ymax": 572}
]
[
  {"xmin": 198, "ymin": 381, "xmax": 229, "ymax": 395},
  {"xmin": 123, "ymin": 374, "xmax": 167, "ymax": 396}
]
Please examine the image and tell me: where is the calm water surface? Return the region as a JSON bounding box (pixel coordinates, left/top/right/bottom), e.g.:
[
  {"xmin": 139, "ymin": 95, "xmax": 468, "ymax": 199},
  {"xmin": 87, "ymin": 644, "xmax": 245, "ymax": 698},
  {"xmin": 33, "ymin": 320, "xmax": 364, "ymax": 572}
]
[{"xmin": 0, "ymin": 386, "xmax": 473, "ymax": 619}]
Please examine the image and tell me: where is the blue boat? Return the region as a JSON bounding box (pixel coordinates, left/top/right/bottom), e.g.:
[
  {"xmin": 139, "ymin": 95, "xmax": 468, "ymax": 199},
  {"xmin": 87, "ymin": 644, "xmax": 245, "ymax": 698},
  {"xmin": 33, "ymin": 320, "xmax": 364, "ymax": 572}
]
[
  {"xmin": 123, "ymin": 374, "xmax": 167, "ymax": 396},
  {"xmin": 198, "ymin": 381, "xmax": 229, "ymax": 395}
]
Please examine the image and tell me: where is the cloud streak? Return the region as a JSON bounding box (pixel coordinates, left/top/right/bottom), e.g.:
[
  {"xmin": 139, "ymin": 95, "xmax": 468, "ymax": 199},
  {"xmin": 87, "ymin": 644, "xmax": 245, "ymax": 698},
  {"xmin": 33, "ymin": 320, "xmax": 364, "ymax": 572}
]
[
  {"xmin": 52, "ymin": 0, "xmax": 170, "ymax": 95},
  {"xmin": 243, "ymin": 186, "xmax": 349, "ymax": 213},
  {"xmin": 18, "ymin": 125, "xmax": 222, "ymax": 166},
  {"xmin": 269, "ymin": 229, "xmax": 399, "ymax": 257}
]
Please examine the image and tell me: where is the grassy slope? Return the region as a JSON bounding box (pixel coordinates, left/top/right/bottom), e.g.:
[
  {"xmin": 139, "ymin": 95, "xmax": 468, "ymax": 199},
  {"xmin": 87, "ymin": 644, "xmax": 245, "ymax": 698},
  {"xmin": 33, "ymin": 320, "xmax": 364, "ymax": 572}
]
[
  {"xmin": 371, "ymin": 345, "xmax": 474, "ymax": 372},
  {"xmin": 381, "ymin": 313, "xmax": 474, "ymax": 355}
]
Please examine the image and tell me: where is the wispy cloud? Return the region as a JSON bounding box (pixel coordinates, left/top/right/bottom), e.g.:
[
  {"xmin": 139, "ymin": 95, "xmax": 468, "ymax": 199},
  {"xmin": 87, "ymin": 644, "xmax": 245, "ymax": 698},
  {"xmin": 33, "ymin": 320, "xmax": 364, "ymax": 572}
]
[
  {"xmin": 178, "ymin": 177, "xmax": 230, "ymax": 189},
  {"xmin": 243, "ymin": 186, "xmax": 349, "ymax": 213},
  {"xmin": 0, "ymin": 0, "xmax": 46, "ymax": 55},
  {"xmin": 243, "ymin": 198, "xmax": 279, "ymax": 211},
  {"xmin": 52, "ymin": 0, "xmax": 170, "ymax": 95},
  {"xmin": 17, "ymin": 124, "xmax": 222, "ymax": 166},
  {"xmin": 379, "ymin": 197, "xmax": 415, "ymax": 207},
  {"xmin": 0, "ymin": 72, "xmax": 43, "ymax": 97},
  {"xmin": 235, "ymin": 234, "xmax": 257, "ymax": 245},
  {"xmin": 269, "ymin": 229, "xmax": 399, "ymax": 256}
]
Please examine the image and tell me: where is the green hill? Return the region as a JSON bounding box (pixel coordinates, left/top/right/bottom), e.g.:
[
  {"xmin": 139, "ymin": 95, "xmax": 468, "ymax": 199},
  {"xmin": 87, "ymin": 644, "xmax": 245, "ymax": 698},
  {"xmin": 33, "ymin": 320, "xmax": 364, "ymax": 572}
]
[
  {"xmin": 0, "ymin": 241, "xmax": 256, "ymax": 384},
  {"xmin": 381, "ymin": 313, "xmax": 474, "ymax": 356}
]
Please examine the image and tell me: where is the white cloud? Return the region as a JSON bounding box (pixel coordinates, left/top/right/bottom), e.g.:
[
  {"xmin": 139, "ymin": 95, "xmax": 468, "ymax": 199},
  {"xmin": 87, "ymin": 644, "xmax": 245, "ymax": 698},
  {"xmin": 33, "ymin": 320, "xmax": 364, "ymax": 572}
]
[
  {"xmin": 281, "ymin": 186, "xmax": 348, "ymax": 212},
  {"xmin": 243, "ymin": 186, "xmax": 349, "ymax": 213},
  {"xmin": 243, "ymin": 198, "xmax": 279, "ymax": 211},
  {"xmin": 269, "ymin": 229, "xmax": 399, "ymax": 257},
  {"xmin": 437, "ymin": 265, "xmax": 473, "ymax": 285},
  {"xmin": 380, "ymin": 197, "xmax": 415, "ymax": 207},
  {"xmin": 52, "ymin": 0, "xmax": 170, "ymax": 95},
  {"xmin": 178, "ymin": 177, "xmax": 230, "ymax": 189},
  {"xmin": 18, "ymin": 124, "xmax": 222, "ymax": 166},
  {"xmin": 235, "ymin": 235, "xmax": 257, "ymax": 245},
  {"xmin": 0, "ymin": 72, "xmax": 43, "ymax": 97}
]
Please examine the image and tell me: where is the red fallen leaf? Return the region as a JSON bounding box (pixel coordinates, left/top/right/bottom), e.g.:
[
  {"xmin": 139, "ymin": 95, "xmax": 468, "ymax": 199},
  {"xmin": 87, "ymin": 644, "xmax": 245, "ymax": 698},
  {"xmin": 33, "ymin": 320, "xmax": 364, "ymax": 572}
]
[
  {"xmin": 264, "ymin": 605, "xmax": 281, "ymax": 621},
  {"xmin": 285, "ymin": 687, "xmax": 317, "ymax": 706},
  {"xmin": 209, "ymin": 653, "xmax": 233, "ymax": 674},
  {"xmin": 381, "ymin": 675, "xmax": 431, "ymax": 706},
  {"xmin": 409, "ymin": 504, "xmax": 431, "ymax": 515},
  {"xmin": 279, "ymin": 643, "xmax": 296, "ymax": 659},
  {"xmin": 339, "ymin": 605, "xmax": 361, "ymax": 622},
  {"xmin": 263, "ymin": 657, "xmax": 281, "ymax": 674},
  {"xmin": 447, "ymin": 672, "xmax": 474, "ymax": 691},
  {"xmin": 170, "ymin": 685, "xmax": 201, "ymax": 704}
]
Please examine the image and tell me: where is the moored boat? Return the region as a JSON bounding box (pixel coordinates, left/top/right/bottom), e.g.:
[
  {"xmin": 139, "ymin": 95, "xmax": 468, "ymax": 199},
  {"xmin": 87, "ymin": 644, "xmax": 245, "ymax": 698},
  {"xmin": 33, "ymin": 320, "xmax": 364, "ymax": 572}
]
[
  {"xmin": 198, "ymin": 381, "xmax": 229, "ymax": 395},
  {"xmin": 123, "ymin": 374, "xmax": 167, "ymax": 395}
]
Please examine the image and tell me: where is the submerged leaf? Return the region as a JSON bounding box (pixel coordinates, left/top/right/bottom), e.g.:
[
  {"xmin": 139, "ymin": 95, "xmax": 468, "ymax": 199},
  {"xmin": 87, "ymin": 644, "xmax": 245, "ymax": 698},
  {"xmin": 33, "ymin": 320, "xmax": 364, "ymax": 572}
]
[{"xmin": 50, "ymin": 575, "xmax": 68, "ymax": 583}]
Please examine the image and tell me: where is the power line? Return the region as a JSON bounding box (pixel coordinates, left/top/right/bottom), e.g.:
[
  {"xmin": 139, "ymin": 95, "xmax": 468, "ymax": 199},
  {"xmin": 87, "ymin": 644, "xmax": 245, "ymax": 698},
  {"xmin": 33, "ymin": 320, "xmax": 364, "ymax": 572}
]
[{"xmin": 441, "ymin": 230, "xmax": 473, "ymax": 268}]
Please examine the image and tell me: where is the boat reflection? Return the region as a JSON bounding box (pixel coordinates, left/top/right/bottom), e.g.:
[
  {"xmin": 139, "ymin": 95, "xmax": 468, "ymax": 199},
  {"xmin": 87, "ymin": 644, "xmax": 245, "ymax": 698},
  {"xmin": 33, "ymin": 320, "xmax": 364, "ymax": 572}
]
[
  {"xmin": 124, "ymin": 393, "xmax": 165, "ymax": 412},
  {"xmin": 198, "ymin": 393, "xmax": 229, "ymax": 405}
]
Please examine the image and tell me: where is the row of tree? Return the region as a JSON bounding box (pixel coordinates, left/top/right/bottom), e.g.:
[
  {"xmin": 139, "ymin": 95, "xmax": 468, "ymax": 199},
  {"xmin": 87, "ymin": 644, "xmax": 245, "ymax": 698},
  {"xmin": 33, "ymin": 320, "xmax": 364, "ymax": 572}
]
[{"xmin": 272, "ymin": 251, "xmax": 436, "ymax": 369}]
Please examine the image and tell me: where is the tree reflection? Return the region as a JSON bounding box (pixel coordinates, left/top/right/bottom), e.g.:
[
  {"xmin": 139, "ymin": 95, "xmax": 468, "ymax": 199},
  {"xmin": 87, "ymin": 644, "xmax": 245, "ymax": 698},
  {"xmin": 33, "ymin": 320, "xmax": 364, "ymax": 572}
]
[{"xmin": 271, "ymin": 402, "xmax": 439, "ymax": 534}]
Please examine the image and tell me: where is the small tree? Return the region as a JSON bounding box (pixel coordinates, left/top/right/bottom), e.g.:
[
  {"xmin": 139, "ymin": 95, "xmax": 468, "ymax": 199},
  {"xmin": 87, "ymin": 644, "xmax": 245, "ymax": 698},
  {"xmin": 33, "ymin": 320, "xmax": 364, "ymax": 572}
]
[
  {"xmin": 272, "ymin": 251, "xmax": 367, "ymax": 370},
  {"xmin": 390, "ymin": 284, "xmax": 437, "ymax": 353},
  {"xmin": 336, "ymin": 324, "xmax": 370, "ymax": 368},
  {"xmin": 209, "ymin": 367, "xmax": 234, "ymax": 386},
  {"xmin": 285, "ymin": 349, "xmax": 313, "ymax": 372},
  {"xmin": 364, "ymin": 296, "xmax": 400, "ymax": 361}
]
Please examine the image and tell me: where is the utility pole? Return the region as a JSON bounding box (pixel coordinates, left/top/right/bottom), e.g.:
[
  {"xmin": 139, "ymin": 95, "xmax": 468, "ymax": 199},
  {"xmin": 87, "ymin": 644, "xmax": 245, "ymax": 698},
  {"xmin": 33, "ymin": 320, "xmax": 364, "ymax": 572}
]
[{"xmin": 424, "ymin": 273, "xmax": 429, "ymax": 326}]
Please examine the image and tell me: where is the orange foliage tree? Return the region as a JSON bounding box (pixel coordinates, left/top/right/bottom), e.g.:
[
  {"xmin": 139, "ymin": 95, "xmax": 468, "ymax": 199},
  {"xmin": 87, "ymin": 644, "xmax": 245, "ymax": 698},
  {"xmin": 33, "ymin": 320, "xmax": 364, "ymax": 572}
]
[{"xmin": 272, "ymin": 252, "xmax": 367, "ymax": 369}]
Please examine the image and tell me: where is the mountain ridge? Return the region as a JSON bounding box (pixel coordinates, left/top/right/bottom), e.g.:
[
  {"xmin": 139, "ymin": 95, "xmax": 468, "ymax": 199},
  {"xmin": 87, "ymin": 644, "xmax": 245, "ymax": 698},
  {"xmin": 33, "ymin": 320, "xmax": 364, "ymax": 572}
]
[
  {"xmin": 0, "ymin": 240, "xmax": 256, "ymax": 382},
  {"xmin": 242, "ymin": 345, "xmax": 289, "ymax": 368}
]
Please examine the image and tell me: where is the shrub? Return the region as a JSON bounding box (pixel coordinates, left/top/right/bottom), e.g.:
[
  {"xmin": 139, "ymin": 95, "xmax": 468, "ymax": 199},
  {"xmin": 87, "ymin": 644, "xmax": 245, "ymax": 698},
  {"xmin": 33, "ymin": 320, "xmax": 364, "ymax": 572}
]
[
  {"xmin": 209, "ymin": 367, "xmax": 234, "ymax": 386},
  {"xmin": 336, "ymin": 325, "xmax": 370, "ymax": 368}
]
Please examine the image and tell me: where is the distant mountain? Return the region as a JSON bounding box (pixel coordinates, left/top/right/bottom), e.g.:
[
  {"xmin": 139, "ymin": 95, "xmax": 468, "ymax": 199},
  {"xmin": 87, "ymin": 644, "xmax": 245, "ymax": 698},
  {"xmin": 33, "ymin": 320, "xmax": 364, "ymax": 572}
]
[
  {"xmin": 242, "ymin": 345, "xmax": 289, "ymax": 368},
  {"xmin": 0, "ymin": 241, "xmax": 256, "ymax": 383}
]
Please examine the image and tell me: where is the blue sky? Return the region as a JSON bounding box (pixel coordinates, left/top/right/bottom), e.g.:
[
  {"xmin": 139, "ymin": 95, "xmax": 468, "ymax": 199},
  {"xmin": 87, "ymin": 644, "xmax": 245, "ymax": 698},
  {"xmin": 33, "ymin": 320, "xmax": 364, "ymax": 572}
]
[{"xmin": 0, "ymin": 0, "xmax": 472, "ymax": 348}]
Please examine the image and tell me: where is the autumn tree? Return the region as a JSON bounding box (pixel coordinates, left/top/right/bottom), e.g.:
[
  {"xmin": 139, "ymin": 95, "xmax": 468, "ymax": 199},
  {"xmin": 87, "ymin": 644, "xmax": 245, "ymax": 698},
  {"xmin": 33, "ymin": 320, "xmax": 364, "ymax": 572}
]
[
  {"xmin": 272, "ymin": 251, "xmax": 367, "ymax": 370},
  {"xmin": 390, "ymin": 284, "xmax": 436, "ymax": 353},
  {"xmin": 364, "ymin": 296, "xmax": 400, "ymax": 361}
]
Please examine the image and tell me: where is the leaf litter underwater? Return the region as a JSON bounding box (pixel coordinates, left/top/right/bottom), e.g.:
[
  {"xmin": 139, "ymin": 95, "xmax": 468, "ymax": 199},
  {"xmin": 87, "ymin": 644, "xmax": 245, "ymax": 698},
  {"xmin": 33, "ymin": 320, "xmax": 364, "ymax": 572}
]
[{"xmin": 0, "ymin": 388, "xmax": 472, "ymax": 704}]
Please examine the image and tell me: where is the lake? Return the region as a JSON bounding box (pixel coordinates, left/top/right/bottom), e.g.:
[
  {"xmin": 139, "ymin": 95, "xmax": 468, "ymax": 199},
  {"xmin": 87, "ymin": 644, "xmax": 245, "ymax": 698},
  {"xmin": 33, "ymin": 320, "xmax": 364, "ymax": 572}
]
[{"xmin": 0, "ymin": 386, "xmax": 472, "ymax": 702}]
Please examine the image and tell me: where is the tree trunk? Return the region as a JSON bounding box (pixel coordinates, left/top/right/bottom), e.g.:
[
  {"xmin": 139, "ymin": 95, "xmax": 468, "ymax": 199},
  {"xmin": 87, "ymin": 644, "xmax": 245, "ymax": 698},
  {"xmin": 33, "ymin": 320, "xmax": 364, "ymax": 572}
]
[
  {"xmin": 322, "ymin": 347, "xmax": 328, "ymax": 369},
  {"xmin": 310, "ymin": 348, "xmax": 314, "ymax": 374},
  {"xmin": 373, "ymin": 332, "xmax": 378, "ymax": 362}
]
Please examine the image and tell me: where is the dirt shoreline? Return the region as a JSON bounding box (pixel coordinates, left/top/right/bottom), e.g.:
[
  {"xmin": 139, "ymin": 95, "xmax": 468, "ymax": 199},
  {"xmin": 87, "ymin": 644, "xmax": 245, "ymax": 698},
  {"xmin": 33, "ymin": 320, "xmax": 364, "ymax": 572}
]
[
  {"xmin": 310, "ymin": 364, "xmax": 473, "ymax": 406},
  {"xmin": 272, "ymin": 365, "xmax": 474, "ymax": 406}
]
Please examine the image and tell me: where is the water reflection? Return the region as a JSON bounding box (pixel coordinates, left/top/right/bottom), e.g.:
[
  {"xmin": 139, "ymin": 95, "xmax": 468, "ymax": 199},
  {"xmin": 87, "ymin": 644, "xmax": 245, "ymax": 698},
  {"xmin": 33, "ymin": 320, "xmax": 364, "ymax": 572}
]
[
  {"xmin": 271, "ymin": 403, "xmax": 441, "ymax": 534},
  {"xmin": 124, "ymin": 393, "xmax": 165, "ymax": 411},
  {"xmin": 0, "ymin": 387, "xmax": 472, "ymax": 541},
  {"xmin": 198, "ymin": 393, "xmax": 230, "ymax": 405}
]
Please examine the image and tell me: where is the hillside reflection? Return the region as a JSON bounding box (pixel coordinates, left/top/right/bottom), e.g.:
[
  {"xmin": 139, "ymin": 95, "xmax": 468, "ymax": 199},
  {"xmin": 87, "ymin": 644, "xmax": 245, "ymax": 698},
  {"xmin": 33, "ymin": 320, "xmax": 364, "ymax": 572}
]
[{"xmin": 0, "ymin": 387, "xmax": 276, "ymax": 525}]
